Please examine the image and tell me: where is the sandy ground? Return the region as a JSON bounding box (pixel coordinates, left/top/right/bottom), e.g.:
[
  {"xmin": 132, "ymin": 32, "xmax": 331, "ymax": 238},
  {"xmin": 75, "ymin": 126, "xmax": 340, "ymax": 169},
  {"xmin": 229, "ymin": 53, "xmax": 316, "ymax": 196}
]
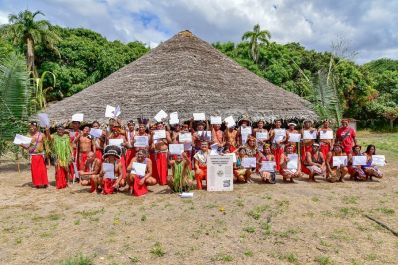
[{"xmin": 0, "ymin": 150, "xmax": 397, "ymax": 265}]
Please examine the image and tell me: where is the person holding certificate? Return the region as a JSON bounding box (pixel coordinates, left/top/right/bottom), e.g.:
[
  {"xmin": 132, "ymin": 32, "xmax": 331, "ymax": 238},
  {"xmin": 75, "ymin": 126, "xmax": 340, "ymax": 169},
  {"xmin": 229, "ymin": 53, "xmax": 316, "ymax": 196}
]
[
  {"xmin": 225, "ymin": 126, "xmax": 238, "ymax": 152},
  {"xmin": 270, "ymin": 119, "xmax": 286, "ymax": 172},
  {"xmin": 74, "ymin": 126, "xmax": 95, "ymax": 172},
  {"xmin": 234, "ymin": 148, "xmax": 252, "ymax": 183},
  {"xmin": 192, "ymin": 121, "xmax": 209, "ymax": 155},
  {"xmin": 135, "ymin": 121, "xmax": 150, "ymax": 154},
  {"xmin": 68, "ymin": 119, "xmax": 81, "ymax": 181},
  {"xmin": 286, "ymin": 122, "xmax": 299, "ymax": 153},
  {"xmin": 325, "ymin": 143, "xmax": 348, "ymax": 183},
  {"xmin": 300, "ymin": 120, "xmax": 316, "ymax": 175},
  {"xmin": 212, "ymin": 124, "xmax": 225, "ymax": 148},
  {"xmin": 91, "ymin": 121, "xmax": 105, "ymax": 162},
  {"xmin": 124, "ymin": 120, "xmax": 136, "ymax": 168},
  {"xmin": 280, "ymin": 144, "xmax": 302, "ymax": 182},
  {"xmin": 168, "ymin": 152, "xmax": 194, "ymax": 192},
  {"xmin": 107, "ymin": 121, "xmax": 128, "ymax": 183},
  {"xmin": 304, "ymin": 143, "xmax": 326, "ymax": 182},
  {"xmin": 237, "ymin": 116, "xmax": 251, "ymax": 146},
  {"xmin": 193, "ymin": 141, "xmax": 210, "ymax": 190},
  {"xmin": 347, "ymin": 145, "xmax": 367, "ymax": 181},
  {"xmin": 97, "ymin": 146, "xmax": 123, "ymax": 194},
  {"xmin": 79, "ymin": 151, "xmax": 102, "ymax": 189},
  {"xmin": 19, "ymin": 121, "xmax": 48, "ymax": 188},
  {"xmin": 362, "ymin": 145, "xmax": 384, "ymax": 180},
  {"xmin": 127, "ymin": 150, "xmax": 157, "ymax": 196},
  {"xmin": 150, "ymin": 122, "xmax": 172, "ymax": 185},
  {"xmin": 258, "ymin": 144, "xmax": 276, "ymax": 184},
  {"xmin": 253, "ymin": 119, "xmax": 269, "ymax": 151},
  {"xmin": 336, "ymin": 119, "xmax": 357, "ymax": 155},
  {"xmin": 318, "ymin": 120, "xmax": 334, "ymax": 160}
]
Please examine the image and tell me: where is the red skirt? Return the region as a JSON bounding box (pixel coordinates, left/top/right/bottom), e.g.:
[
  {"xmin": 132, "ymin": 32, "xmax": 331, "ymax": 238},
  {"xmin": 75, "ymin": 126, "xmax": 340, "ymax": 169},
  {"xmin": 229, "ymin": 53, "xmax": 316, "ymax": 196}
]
[
  {"xmin": 95, "ymin": 149, "xmax": 103, "ymax": 162},
  {"xmin": 301, "ymin": 145, "xmax": 313, "ymax": 175},
  {"xmin": 30, "ymin": 155, "xmax": 48, "ymax": 187},
  {"xmin": 156, "ymin": 152, "xmax": 168, "ymax": 185},
  {"xmin": 133, "ymin": 175, "xmax": 148, "ymax": 196},
  {"xmin": 195, "ymin": 164, "xmax": 207, "ymax": 190},
  {"xmin": 125, "ymin": 149, "xmax": 136, "ymax": 168},
  {"xmin": 78, "ymin": 152, "xmax": 88, "ymax": 171},
  {"xmin": 120, "ymin": 156, "xmax": 127, "ymax": 179},
  {"xmin": 150, "ymin": 152, "xmax": 158, "ymax": 179},
  {"xmin": 320, "ymin": 143, "xmax": 330, "ymax": 161},
  {"xmin": 103, "ymin": 178, "xmax": 116, "ymax": 194},
  {"xmin": 273, "ymin": 146, "xmax": 284, "ymax": 171},
  {"xmin": 55, "ymin": 165, "xmax": 67, "ymax": 189},
  {"xmin": 68, "ymin": 148, "xmax": 78, "ymax": 181}
]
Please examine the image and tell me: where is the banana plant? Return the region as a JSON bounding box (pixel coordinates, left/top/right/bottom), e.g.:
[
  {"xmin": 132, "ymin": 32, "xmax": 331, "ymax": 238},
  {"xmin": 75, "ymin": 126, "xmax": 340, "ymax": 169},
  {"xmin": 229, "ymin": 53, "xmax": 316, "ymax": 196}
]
[{"xmin": 33, "ymin": 70, "xmax": 56, "ymax": 109}]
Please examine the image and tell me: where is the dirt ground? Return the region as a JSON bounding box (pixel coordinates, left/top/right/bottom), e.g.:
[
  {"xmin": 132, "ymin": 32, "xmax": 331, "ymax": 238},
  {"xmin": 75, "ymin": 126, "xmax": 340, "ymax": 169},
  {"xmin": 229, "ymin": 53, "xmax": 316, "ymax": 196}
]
[{"xmin": 0, "ymin": 145, "xmax": 397, "ymax": 264}]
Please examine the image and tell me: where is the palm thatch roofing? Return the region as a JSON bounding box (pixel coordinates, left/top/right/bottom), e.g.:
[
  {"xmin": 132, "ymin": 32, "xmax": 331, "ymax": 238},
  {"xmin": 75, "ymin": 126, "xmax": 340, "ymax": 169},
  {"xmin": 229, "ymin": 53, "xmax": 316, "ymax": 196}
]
[{"xmin": 44, "ymin": 30, "xmax": 318, "ymax": 125}]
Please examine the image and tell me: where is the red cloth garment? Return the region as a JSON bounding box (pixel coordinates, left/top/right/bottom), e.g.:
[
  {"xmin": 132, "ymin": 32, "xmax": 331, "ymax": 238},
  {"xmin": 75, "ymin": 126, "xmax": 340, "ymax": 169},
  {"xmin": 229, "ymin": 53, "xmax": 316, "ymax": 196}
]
[
  {"xmin": 336, "ymin": 127, "xmax": 356, "ymax": 154},
  {"xmin": 102, "ymin": 178, "xmax": 116, "ymax": 194},
  {"xmin": 150, "ymin": 152, "xmax": 158, "ymax": 179},
  {"xmin": 95, "ymin": 149, "xmax": 103, "ymax": 162},
  {"xmin": 273, "ymin": 147, "xmax": 284, "ymax": 171},
  {"xmin": 195, "ymin": 165, "xmax": 207, "ymax": 190},
  {"xmin": 125, "ymin": 149, "xmax": 136, "ymax": 168},
  {"xmin": 156, "ymin": 152, "xmax": 168, "ymax": 185},
  {"xmin": 55, "ymin": 165, "xmax": 67, "ymax": 189},
  {"xmin": 301, "ymin": 145, "xmax": 313, "ymax": 175},
  {"xmin": 68, "ymin": 148, "xmax": 77, "ymax": 181},
  {"xmin": 120, "ymin": 155, "xmax": 127, "ymax": 179},
  {"xmin": 133, "ymin": 175, "xmax": 148, "ymax": 196},
  {"xmin": 78, "ymin": 152, "xmax": 88, "ymax": 171},
  {"xmin": 320, "ymin": 143, "xmax": 330, "ymax": 162},
  {"xmin": 30, "ymin": 155, "xmax": 48, "ymax": 187}
]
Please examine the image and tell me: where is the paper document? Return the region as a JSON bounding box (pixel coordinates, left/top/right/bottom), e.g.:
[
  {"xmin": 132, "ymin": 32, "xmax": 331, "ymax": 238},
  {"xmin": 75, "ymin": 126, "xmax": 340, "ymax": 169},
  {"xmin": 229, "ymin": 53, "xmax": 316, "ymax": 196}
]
[
  {"xmin": 37, "ymin": 113, "xmax": 50, "ymax": 127},
  {"xmin": 134, "ymin": 136, "xmax": 149, "ymax": 147},
  {"xmin": 13, "ymin": 134, "xmax": 32, "ymax": 145},
  {"xmin": 352, "ymin": 156, "xmax": 367, "ymax": 166},
  {"xmin": 169, "ymin": 112, "xmax": 179, "ymax": 124},
  {"xmin": 108, "ymin": 138, "xmax": 123, "ymax": 146},
  {"xmin": 193, "ymin": 113, "xmax": 206, "ymax": 121},
  {"xmin": 256, "ymin": 132, "xmax": 268, "ymax": 140},
  {"xmin": 179, "ymin": 133, "xmax": 192, "ymax": 143},
  {"xmin": 210, "ymin": 116, "xmax": 222, "ymax": 124},
  {"xmin": 169, "ymin": 144, "xmax": 184, "ymax": 155},
  {"xmin": 372, "ymin": 155, "xmax": 385, "ymax": 166},
  {"xmin": 154, "ymin": 110, "xmax": 168, "ymax": 122},
  {"xmin": 288, "ymin": 133, "xmax": 301, "ymax": 143},
  {"xmin": 132, "ymin": 162, "xmax": 147, "ymax": 177},
  {"xmin": 319, "ymin": 130, "xmax": 334, "ymax": 140},
  {"xmin": 242, "ymin": 157, "xmax": 256, "ymax": 168},
  {"xmin": 287, "ymin": 154, "xmax": 299, "ymax": 170},
  {"xmin": 105, "ymin": 105, "xmax": 121, "ymax": 118},
  {"xmin": 89, "ymin": 128, "xmax": 103, "ymax": 138},
  {"xmin": 153, "ymin": 130, "xmax": 166, "ymax": 140},
  {"xmin": 303, "ymin": 130, "xmax": 317, "ymax": 140},
  {"xmin": 224, "ymin": 116, "xmax": 236, "ymax": 128},
  {"xmin": 72, "ymin": 113, "xmax": 84, "ymax": 122},
  {"xmin": 332, "ymin": 156, "xmax": 348, "ymax": 167},
  {"xmin": 261, "ymin": 161, "xmax": 276, "ymax": 172},
  {"xmin": 103, "ymin": 163, "xmax": 115, "ymax": 179}
]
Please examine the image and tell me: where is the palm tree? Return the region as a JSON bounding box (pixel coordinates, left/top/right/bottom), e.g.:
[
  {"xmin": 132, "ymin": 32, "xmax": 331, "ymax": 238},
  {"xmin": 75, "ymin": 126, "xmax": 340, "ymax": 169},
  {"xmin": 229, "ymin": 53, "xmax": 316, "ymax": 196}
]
[
  {"xmin": 241, "ymin": 24, "xmax": 271, "ymax": 63},
  {"xmin": 4, "ymin": 10, "xmax": 60, "ymax": 77}
]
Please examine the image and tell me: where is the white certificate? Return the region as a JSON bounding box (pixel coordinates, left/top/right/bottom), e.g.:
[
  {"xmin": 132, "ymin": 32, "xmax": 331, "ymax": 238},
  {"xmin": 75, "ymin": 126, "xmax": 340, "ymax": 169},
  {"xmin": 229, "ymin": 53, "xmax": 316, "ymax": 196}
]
[
  {"xmin": 352, "ymin": 156, "xmax": 367, "ymax": 166},
  {"xmin": 103, "ymin": 163, "xmax": 115, "ymax": 179},
  {"xmin": 261, "ymin": 161, "xmax": 276, "ymax": 172},
  {"xmin": 134, "ymin": 136, "xmax": 149, "ymax": 147},
  {"xmin": 154, "ymin": 110, "xmax": 167, "ymax": 122},
  {"xmin": 197, "ymin": 131, "xmax": 211, "ymax": 141},
  {"xmin": 132, "ymin": 162, "xmax": 147, "ymax": 177},
  {"xmin": 332, "ymin": 156, "xmax": 348, "ymax": 167},
  {"xmin": 72, "ymin": 113, "xmax": 84, "ymax": 122},
  {"xmin": 303, "ymin": 130, "xmax": 317, "ymax": 140},
  {"xmin": 193, "ymin": 113, "xmax": 206, "ymax": 121},
  {"xmin": 37, "ymin": 113, "xmax": 50, "ymax": 127},
  {"xmin": 179, "ymin": 133, "xmax": 192, "ymax": 143},
  {"xmin": 225, "ymin": 152, "xmax": 237, "ymax": 163},
  {"xmin": 288, "ymin": 133, "xmax": 301, "ymax": 143},
  {"xmin": 319, "ymin": 130, "xmax": 334, "ymax": 140},
  {"xmin": 105, "ymin": 105, "xmax": 121, "ymax": 118},
  {"xmin": 241, "ymin": 126, "xmax": 252, "ymax": 135},
  {"xmin": 287, "ymin": 154, "xmax": 299, "ymax": 170},
  {"xmin": 242, "ymin": 157, "xmax": 256, "ymax": 168},
  {"xmin": 372, "ymin": 155, "xmax": 385, "ymax": 166},
  {"xmin": 184, "ymin": 143, "xmax": 192, "ymax": 151},
  {"xmin": 209, "ymin": 143, "xmax": 219, "ymax": 156},
  {"xmin": 207, "ymin": 155, "xmax": 234, "ymax": 192},
  {"xmin": 89, "ymin": 128, "xmax": 103, "ymax": 138},
  {"xmin": 224, "ymin": 116, "xmax": 236, "ymax": 128},
  {"xmin": 153, "ymin": 130, "xmax": 166, "ymax": 140},
  {"xmin": 273, "ymin": 129, "xmax": 286, "ymax": 143},
  {"xmin": 256, "ymin": 131, "xmax": 268, "ymax": 140},
  {"xmin": 210, "ymin": 116, "xmax": 222, "ymax": 124},
  {"xmin": 169, "ymin": 112, "xmax": 179, "ymax": 125},
  {"xmin": 108, "ymin": 138, "xmax": 123, "ymax": 146},
  {"xmin": 13, "ymin": 134, "xmax": 32, "ymax": 145},
  {"xmin": 169, "ymin": 144, "xmax": 184, "ymax": 155}
]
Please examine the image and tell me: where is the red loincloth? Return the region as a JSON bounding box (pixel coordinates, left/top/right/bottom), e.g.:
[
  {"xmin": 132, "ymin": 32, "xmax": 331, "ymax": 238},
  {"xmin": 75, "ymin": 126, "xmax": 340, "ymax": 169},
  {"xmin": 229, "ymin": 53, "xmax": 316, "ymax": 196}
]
[
  {"xmin": 133, "ymin": 175, "xmax": 148, "ymax": 196},
  {"xmin": 78, "ymin": 152, "xmax": 88, "ymax": 171},
  {"xmin": 320, "ymin": 143, "xmax": 330, "ymax": 162},
  {"xmin": 125, "ymin": 149, "xmax": 136, "ymax": 168},
  {"xmin": 103, "ymin": 178, "xmax": 116, "ymax": 194},
  {"xmin": 273, "ymin": 147, "xmax": 284, "ymax": 171},
  {"xmin": 95, "ymin": 149, "xmax": 103, "ymax": 162},
  {"xmin": 156, "ymin": 152, "xmax": 168, "ymax": 185},
  {"xmin": 150, "ymin": 152, "xmax": 158, "ymax": 179},
  {"xmin": 55, "ymin": 165, "xmax": 67, "ymax": 189},
  {"xmin": 30, "ymin": 155, "xmax": 48, "ymax": 187},
  {"xmin": 195, "ymin": 164, "xmax": 207, "ymax": 190},
  {"xmin": 301, "ymin": 145, "xmax": 313, "ymax": 175}
]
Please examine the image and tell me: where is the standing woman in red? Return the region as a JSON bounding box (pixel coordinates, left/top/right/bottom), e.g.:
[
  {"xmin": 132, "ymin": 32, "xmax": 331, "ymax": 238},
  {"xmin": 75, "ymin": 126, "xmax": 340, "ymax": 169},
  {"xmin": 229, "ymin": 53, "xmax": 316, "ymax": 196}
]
[
  {"xmin": 269, "ymin": 119, "xmax": 286, "ymax": 172},
  {"xmin": 20, "ymin": 121, "xmax": 48, "ymax": 188},
  {"xmin": 336, "ymin": 119, "xmax": 357, "ymax": 155},
  {"xmin": 318, "ymin": 119, "xmax": 334, "ymax": 159}
]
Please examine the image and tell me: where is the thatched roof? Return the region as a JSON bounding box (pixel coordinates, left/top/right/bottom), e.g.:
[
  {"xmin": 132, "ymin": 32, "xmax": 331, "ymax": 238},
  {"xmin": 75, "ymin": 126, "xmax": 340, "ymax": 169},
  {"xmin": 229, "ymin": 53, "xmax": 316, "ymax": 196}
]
[{"xmin": 44, "ymin": 30, "xmax": 318, "ymax": 124}]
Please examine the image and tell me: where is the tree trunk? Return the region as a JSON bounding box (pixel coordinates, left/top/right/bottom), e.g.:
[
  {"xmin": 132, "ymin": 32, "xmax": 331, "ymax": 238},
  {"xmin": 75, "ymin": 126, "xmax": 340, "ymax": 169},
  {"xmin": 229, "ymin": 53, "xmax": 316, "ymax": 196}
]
[
  {"xmin": 26, "ymin": 37, "xmax": 36, "ymax": 77},
  {"xmin": 390, "ymin": 119, "xmax": 394, "ymax": 131}
]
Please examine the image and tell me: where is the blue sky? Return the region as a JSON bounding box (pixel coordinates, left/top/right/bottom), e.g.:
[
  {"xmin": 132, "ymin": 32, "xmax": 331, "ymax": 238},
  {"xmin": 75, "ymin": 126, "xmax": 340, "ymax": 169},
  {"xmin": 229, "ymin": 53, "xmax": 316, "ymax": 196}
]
[{"xmin": 1, "ymin": 0, "xmax": 397, "ymax": 64}]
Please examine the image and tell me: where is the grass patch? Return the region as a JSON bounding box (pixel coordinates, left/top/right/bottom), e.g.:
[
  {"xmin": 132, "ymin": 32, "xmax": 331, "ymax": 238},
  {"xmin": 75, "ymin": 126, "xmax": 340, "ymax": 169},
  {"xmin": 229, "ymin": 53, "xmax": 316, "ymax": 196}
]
[
  {"xmin": 314, "ymin": 255, "xmax": 334, "ymax": 265},
  {"xmin": 261, "ymin": 222, "xmax": 272, "ymax": 236},
  {"xmin": 365, "ymin": 253, "xmax": 379, "ymax": 261},
  {"xmin": 311, "ymin": 197, "xmax": 320, "ymax": 202},
  {"xmin": 128, "ymin": 256, "xmax": 140, "ymax": 263},
  {"xmin": 141, "ymin": 214, "xmax": 147, "ymax": 221},
  {"xmin": 357, "ymin": 130, "xmax": 398, "ymax": 153},
  {"xmin": 62, "ymin": 254, "xmax": 93, "ymax": 265},
  {"xmin": 342, "ymin": 196, "xmax": 358, "ymax": 204},
  {"xmin": 337, "ymin": 207, "xmax": 362, "ymax": 218},
  {"xmin": 211, "ymin": 253, "xmax": 233, "ymax": 262},
  {"xmin": 243, "ymin": 226, "xmax": 255, "ymax": 233},
  {"xmin": 75, "ymin": 208, "xmax": 104, "ymax": 220},
  {"xmin": 376, "ymin": 207, "xmax": 395, "ymax": 215},
  {"xmin": 150, "ymin": 242, "xmax": 166, "ymax": 257},
  {"xmin": 48, "ymin": 213, "xmax": 61, "ymax": 221},
  {"xmin": 244, "ymin": 250, "xmax": 253, "ymax": 257},
  {"xmin": 247, "ymin": 205, "xmax": 269, "ymax": 220}
]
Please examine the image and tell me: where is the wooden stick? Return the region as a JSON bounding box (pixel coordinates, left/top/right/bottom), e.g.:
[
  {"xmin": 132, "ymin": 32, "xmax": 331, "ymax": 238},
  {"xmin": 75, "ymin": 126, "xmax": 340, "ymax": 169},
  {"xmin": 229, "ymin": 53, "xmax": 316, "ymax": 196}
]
[{"xmin": 365, "ymin": 214, "xmax": 398, "ymax": 237}]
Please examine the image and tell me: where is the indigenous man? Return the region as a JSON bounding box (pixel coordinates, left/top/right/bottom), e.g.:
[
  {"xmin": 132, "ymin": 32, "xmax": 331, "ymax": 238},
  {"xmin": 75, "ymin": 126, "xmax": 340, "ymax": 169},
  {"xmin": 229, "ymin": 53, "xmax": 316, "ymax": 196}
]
[
  {"xmin": 135, "ymin": 119, "xmax": 150, "ymax": 154},
  {"xmin": 192, "ymin": 121, "xmax": 211, "ymax": 153},
  {"xmin": 108, "ymin": 121, "xmax": 128, "ymax": 182},
  {"xmin": 20, "ymin": 121, "xmax": 48, "ymax": 188},
  {"xmin": 193, "ymin": 141, "xmax": 209, "ymax": 190},
  {"xmin": 79, "ymin": 151, "xmax": 101, "ymax": 189},
  {"xmin": 270, "ymin": 119, "xmax": 286, "ymax": 172},
  {"xmin": 92, "ymin": 121, "xmax": 105, "ymax": 161},
  {"xmin": 280, "ymin": 144, "xmax": 302, "ymax": 183},
  {"xmin": 125, "ymin": 120, "xmax": 136, "ymax": 167},
  {"xmin": 150, "ymin": 122, "xmax": 172, "ymax": 185},
  {"xmin": 46, "ymin": 125, "xmax": 72, "ymax": 189},
  {"xmin": 68, "ymin": 120, "xmax": 81, "ymax": 180},
  {"xmin": 336, "ymin": 119, "xmax": 357, "ymax": 155},
  {"xmin": 224, "ymin": 125, "xmax": 238, "ymax": 152},
  {"xmin": 168, "ymin": 152, "xmax": 194, "ymax": 192},
  {"xmin": 171, "ymin": 124, "xmax": 182, "ymax": 144},
  {"xmin": 286, "ymin": 122, "xmax": 299, "ymax": 152},
  {"xmin": 318, "ymin": 119, "xmax": 334, "ymax": 159},
  {"xmin": 211, "ymin": 124, "xmax": 224, "ymax": 148},
  {"xmin": 305, "ymin": 143, "xmax": 326, "ymax": 182},
  {"xmin": 300, "ymin": 120, "xmax": 316, "ymax": 175},
  {"xmin": 98, "ymin": 146, "xmax": 123, "ymax": 194},
  {"xmin": 75, "ymin": 126, "xmax": 94, "ymax": 172},
  {"xmin": 237, "ymin": 116, "xmax": 252, "ymax": 146},
  {"xmin": 325, "ymin": 143, "xmax": 347, "ymax": 183},
  {"xmin": 127, "ymin": 149, "xmax": 157, "ymax": 196}
]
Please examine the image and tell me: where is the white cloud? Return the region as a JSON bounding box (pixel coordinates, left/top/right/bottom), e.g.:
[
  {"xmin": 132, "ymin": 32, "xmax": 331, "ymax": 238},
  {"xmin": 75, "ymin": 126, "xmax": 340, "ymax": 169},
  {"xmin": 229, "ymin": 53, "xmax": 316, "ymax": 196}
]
[{"xmin": 0, "ymin": 10, "xmax": 9, "ymax": 25}]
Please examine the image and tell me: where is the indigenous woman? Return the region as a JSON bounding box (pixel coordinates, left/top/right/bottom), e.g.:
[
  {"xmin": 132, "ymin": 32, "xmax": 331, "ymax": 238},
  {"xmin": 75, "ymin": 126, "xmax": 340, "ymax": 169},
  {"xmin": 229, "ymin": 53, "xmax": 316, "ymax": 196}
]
[
  {"xmin": 270, "ymin": 119, "xmax": 286, "ymax": 172},
  {"xmin": 286, "ymin": 122, "xmax": 299, "ymax": 153},
  {"xmin": 168, "ymin": 152, "xmax": 194, "ymax": 192},
  {"xmin": 135, "ymin": 118, "xmax": 150, "ymax": 154},
  {"xmin": 234, "ymin": 148, "xmax": 252, "ymax": 183},
  {"xmin": 193, "ymin": 141, "xmax": 209, "ymax": 190},
  {"xmin": 300, "ymin": 120, "xmax": 316, "ymax": 175},
  {"xmin": 280, "ymin": 144, "xmax": 302, "ymax": 183},
  {"xmin": 92, "ymin": 121, "xmax": 105, "ymax": 162},
  {"xmin": 362, "ymin": 145, "xmax": 383, "ymax": 180},
  {"xmin": 325, "ymin": 143, "xmax": 347, "ymax": 183},
  {"xmin": 253, "ymin": 119, "xmax": 269, "ymax": 152},
  {"xmin": 225, "ymin": 126, "xmax": 238, "ymax": 152},
  {"xmin": 127, "ymin": 150, "xmax": 157, "ymax": 196},
  {"xmin": 348, "ymin": 145, "xmax": 367, "ymax": 181},
  {"xmin": 237, "ymin": 115, "xmax": 252, "ymax": 146},
  {"xmin": 258, "ymin": 144, "xmax": 276, "ymax": 184},
  {"xmin": 318, "ymin": 120, "xmax": 334, "ymax": 160},
  {"xmin": 211, "ymin": 123, "xmax": 225, "ymax": 148},
  {"xmin": 46, "ymin": 125, "xmax": 72, "ymax": 189},
  {"xmin": 305, "ymin": 143, "xmax": 326, "ymax": 182},
  {"xmin": 149, "ymin": 122, "xmax": 172, "ymax": 185}
]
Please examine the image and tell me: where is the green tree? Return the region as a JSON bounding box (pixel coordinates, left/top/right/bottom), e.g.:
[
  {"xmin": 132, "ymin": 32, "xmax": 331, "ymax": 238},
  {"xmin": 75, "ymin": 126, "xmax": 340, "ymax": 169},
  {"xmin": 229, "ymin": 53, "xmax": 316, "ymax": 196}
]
[
  {"xmin": 3, "ymin": 10, "xmax": 60, "ymax": 76},
  {"xmin": 241, "ymin": 24, "xmax": 271, "ymax": 63}
]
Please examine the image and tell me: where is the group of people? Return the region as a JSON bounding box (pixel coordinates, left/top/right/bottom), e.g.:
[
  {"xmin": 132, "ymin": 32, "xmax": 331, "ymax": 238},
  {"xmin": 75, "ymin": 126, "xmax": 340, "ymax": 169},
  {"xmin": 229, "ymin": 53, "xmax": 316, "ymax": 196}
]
[{"xmin": 20, "ymin": 114, "xmax": 384, "ymax": 196}]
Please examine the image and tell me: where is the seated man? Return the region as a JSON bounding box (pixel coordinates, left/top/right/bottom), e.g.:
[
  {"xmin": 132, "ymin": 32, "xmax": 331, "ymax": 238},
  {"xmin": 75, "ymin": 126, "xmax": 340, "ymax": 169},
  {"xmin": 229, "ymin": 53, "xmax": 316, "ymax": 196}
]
[
  {"xmin": 305, "ymin": 143, "xmax": 326, "ymax": 182},
  {"xmin": 127, "ymin": 149, "xmax": 157, "ymax": 196},
  {"xmin": 78, "ymin": 151, "xmax": 101, "ymax": 190},
  {"xmin": 168, "ymin": 152, "xmax": 194, "ymax": 192},
  {"xmin": 96, "ymin": 146, "xmax": 123, "ymax": 194},
  {"xmin": 280, "ymin": 144, "xmax": 302, "ymax": 183},
  {"xmin": 193, "ymin": 141, "xmax": 209, "ymax": 190}
]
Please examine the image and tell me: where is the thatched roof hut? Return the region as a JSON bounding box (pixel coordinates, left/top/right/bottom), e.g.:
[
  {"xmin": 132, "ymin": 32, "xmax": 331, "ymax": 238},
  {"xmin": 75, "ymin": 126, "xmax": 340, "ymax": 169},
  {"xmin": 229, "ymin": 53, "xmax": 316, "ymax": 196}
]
[{"xmin": 44, "ymin": 30, "xmax": 318, "ymax": 124}]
